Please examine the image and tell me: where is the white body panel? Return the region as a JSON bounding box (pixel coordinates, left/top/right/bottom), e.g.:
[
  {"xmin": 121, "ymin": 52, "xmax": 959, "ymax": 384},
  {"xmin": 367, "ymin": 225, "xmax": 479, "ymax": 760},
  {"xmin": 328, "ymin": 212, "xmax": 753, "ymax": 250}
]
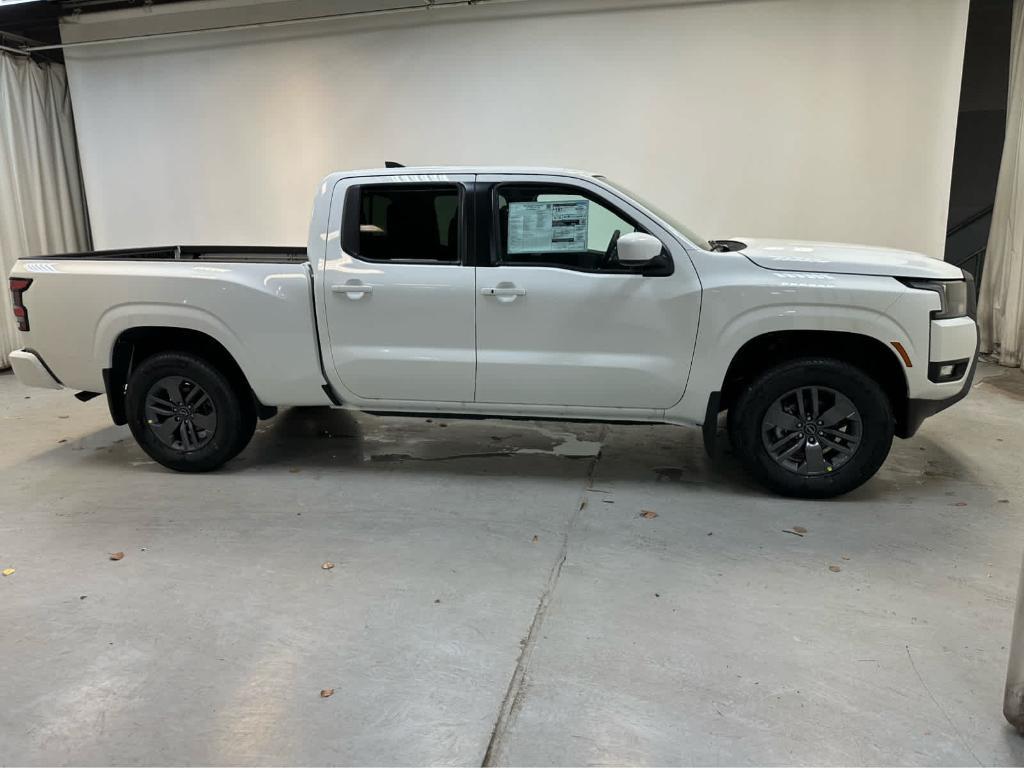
[
  {"xmin": 665, "ymin": 251, "xmax": 974, "ymax": 426},
  {"xmin": 475, "ymin": 265, "xmax": 693, "ymax": 408},
  {"xmin": 320, "ymin": 174, "xmax": 476, "ymax": 403},
  {"xmin": 8, "ymin": 350, "xmax": 62, "ymax": 389},
  {"xmin": 7, "ymin": 165, "xmax": 977, "ymax": 436},
  {"xmin": 473, "ymin": 173, "xmax": 701, "ymax": 410},
  {"xmin": 9, "ymin": 259, "xmax": 330, "ymax": 406},
  {"xmin": 738, "ymin": 238, "xmax": 964, "ymax": 279},
  {"xmin": 931, "ymin": 317, "xmax": 978, "ymax": 362}
]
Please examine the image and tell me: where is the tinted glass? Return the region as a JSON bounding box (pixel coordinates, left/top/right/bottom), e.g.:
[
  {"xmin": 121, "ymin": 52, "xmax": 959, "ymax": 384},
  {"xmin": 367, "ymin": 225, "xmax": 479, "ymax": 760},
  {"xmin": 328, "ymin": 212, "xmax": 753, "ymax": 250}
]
[{"xmin": 350, "ymin": 185, "xmax": 459, "ymax": 262}]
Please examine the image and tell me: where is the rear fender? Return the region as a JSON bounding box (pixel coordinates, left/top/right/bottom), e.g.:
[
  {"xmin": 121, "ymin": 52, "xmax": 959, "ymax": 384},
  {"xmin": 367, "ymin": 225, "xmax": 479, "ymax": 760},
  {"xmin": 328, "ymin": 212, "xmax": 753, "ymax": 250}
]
[{"xmin": 95, "ymin": 304, "xmax": 252, "ymax": 389}]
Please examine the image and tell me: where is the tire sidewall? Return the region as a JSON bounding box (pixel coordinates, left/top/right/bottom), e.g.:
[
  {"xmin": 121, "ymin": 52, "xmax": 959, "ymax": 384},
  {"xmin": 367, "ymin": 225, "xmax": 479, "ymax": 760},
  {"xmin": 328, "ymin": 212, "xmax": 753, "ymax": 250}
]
[
  {"xmin": 730, "ymin": 359, "xmax": 894, "ymax": 498},
  {"xmin": 126, "ymin": 352, "xmax": 245, "ymax": 472}
]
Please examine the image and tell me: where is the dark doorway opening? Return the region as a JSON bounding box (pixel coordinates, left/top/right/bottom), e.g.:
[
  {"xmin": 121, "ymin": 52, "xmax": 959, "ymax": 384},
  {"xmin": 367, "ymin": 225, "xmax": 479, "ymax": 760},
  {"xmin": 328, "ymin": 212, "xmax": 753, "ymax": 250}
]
[{"xmin": 945, "ymin": 0, "xmax": 1013, "ymax": 287}]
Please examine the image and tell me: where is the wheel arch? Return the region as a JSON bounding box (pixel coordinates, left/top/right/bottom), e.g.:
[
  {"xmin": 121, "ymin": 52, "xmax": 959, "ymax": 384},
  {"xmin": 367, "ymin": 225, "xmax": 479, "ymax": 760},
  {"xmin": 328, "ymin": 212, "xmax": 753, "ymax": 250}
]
[
  {"xmin": 718, "ymin": 330, "xmax": 912, "ymax": 436},
  {"xmin": 104, "ymin": 326, "xmax": 272, "ymax": 425}
]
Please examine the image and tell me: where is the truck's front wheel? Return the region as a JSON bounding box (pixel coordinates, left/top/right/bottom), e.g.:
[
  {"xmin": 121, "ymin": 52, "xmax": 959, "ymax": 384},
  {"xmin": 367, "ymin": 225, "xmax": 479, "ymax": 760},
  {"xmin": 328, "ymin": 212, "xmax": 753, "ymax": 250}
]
[
  {"xmin": 728, "ymin": 358, "xmax": 894, "ymax": 498},
  {"xmin": 125, "ymin": 351, "xmax": 256, "ymax": 472}
]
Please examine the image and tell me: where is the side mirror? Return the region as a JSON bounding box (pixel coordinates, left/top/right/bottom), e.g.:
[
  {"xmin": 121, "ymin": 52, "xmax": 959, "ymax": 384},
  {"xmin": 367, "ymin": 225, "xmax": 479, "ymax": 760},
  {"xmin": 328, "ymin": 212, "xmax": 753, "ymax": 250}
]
[{"xmin": 616, "ymin": 232, "xmax": 663, "ymax": 264}]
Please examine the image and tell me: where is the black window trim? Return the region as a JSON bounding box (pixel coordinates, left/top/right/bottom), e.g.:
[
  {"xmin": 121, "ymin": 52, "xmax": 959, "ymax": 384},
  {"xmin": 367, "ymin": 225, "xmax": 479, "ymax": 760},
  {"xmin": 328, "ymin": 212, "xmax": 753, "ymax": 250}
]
[
  {"xmin": 341, "ymin": 181, "xmax": 468, "ymax": 266},
  {"xmin": 484, "ymin": 181, "xmax": 674, "ymax": 276}
]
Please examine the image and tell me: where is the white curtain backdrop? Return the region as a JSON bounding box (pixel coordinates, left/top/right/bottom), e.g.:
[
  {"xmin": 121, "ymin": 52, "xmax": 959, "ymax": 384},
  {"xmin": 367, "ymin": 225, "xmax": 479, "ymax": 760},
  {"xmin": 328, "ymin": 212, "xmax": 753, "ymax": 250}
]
[
  {"xmin": 0, "ymin": 53, "xmax": 90, "ymax": 369},
  {"xmin": 980, "ymin": 0, "xmax": 1024, "ymax": 368}
]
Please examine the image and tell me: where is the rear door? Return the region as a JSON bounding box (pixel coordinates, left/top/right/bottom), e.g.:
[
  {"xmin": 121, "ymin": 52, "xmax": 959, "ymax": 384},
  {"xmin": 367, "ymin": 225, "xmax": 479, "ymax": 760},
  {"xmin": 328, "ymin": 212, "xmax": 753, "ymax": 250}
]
[
  {"xmin": 474, "ymin": 174, "xmax": 701, "ymax": 409},
  {"xmin": 321, "ymin": 174, "xmax": 476, "ymax": 403}
]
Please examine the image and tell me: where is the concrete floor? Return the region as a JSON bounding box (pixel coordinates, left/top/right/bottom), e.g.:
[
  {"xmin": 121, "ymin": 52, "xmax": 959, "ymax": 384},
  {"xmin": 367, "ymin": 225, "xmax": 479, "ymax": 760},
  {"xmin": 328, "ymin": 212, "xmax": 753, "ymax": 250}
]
[{"xmin": 2, "ymin": 364, "xmax": 1024, "ymax": 766}]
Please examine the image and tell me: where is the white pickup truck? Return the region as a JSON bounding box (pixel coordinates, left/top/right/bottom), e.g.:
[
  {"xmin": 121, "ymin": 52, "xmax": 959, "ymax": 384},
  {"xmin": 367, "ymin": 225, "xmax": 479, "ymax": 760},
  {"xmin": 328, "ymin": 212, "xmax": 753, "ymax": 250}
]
[{"xmin": 8, "ymin": 166, "xmax": 978, "ymax": 497}]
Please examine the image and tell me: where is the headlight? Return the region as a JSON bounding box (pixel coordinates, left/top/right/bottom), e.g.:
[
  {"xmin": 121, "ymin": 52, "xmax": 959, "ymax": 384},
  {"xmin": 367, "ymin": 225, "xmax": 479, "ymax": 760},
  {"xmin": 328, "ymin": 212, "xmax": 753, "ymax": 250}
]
[
  {"xmin": 934, "ymin": 280, "xmax": 968, "ymax": 319},
  {"xmin": 899, "ymin": 278, "xmax": 971, "ymax": 320}
]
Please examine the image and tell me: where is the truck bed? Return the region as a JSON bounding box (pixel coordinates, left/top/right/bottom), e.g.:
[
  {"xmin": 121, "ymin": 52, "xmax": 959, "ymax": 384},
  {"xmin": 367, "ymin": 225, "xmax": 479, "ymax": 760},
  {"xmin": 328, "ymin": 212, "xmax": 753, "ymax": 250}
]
[
  {"xmin": 9, "ymin": 247, "xmax": 330, "ymax": 407},
  {"xmin": 20, "ymin": 245, "xmax": 308, "ymax": 264}
]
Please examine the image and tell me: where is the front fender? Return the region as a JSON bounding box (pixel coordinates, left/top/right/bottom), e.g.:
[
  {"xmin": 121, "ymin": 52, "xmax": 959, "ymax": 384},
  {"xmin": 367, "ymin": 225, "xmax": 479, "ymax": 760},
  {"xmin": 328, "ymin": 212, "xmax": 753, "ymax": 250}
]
[{"xmin": 668, "ymin": 271, "xmax": 914, "ymax": 424}]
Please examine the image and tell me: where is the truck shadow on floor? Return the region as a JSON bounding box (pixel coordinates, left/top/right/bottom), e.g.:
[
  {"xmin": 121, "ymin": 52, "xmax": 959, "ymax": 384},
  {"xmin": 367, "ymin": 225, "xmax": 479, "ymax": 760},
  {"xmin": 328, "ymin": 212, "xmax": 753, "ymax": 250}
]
[
  {"xmin": 209, "ymin": 407, "xmax": 978, "ymax": 502},
  {"xmin": 225, "ymin": 406, "xmax": 746, "ymax": 487}
]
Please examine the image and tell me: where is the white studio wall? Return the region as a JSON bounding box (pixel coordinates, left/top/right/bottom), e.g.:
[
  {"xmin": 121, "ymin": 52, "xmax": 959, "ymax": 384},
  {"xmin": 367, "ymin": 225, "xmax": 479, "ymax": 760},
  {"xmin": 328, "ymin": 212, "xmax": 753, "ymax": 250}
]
[{"xmin": 60, "ymin": 0, "xmax": 969, "ymax": 257}]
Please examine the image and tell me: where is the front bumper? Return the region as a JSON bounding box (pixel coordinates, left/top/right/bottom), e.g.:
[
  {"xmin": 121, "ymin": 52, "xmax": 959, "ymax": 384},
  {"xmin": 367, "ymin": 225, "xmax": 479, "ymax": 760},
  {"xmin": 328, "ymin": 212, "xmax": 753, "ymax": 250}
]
[
  {"xmin": 897, "ymin": 321, "xmax": 979, "ymax": 439},
  {"xmin": 8, "ymin": 349, "xmax": 63, "ymax": 390}
]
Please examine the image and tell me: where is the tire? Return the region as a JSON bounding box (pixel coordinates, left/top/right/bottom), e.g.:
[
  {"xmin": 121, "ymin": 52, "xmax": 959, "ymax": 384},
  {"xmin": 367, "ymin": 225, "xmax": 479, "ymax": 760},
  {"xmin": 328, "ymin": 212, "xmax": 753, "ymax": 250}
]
[
  {"xmin": 728, "ymin": 357, "xmax": 894, "ymax": 498},
  {"xmin": 125, "ymin": 351, "xmax": 256, "ymax": 472}
]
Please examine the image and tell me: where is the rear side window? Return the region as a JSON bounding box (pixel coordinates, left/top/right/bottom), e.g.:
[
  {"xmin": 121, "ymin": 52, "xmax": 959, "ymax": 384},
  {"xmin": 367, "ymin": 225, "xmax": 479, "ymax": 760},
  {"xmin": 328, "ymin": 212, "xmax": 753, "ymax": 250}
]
[{"xmin": 343, "ymin": 184, "xmax": 460, "ymax": 263}]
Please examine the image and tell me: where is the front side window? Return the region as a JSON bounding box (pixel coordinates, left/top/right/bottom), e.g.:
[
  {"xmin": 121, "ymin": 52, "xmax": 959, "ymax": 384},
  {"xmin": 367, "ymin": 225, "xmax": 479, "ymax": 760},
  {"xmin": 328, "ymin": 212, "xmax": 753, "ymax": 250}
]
[
  {"xmin": 344, "ymin": 184, "xmax": 460, "ymax": 262},
  {"xmin": 495, "ymin": 185, "xmax": 644, "ymax": 272}
]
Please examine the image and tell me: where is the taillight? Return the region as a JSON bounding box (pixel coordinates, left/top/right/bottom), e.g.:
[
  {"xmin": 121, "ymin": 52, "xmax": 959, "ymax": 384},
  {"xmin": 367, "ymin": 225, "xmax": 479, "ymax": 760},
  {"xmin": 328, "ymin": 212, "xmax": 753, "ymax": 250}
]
[{"xmin": 9, "ymin": 277, "xmax": 32, "ymax": 332}]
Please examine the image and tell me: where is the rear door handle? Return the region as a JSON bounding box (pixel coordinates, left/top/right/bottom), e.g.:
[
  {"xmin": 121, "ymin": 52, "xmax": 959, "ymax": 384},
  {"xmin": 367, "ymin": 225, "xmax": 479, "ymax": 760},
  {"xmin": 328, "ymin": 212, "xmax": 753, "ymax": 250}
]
[{"xmin": 481, "ymin": 286, "xmax": 526, "ymax": 296}]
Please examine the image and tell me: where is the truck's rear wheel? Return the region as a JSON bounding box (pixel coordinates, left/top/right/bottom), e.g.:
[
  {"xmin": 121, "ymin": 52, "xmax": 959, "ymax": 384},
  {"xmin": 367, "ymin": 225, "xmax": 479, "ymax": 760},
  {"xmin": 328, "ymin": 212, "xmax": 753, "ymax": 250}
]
[
  {"xmin": 728, "ymin": 358, "xmax": 894, "ymax": 498},
  {"xmin": 126, "ymin": 351, "xmax": 256, "ymax": 472}
]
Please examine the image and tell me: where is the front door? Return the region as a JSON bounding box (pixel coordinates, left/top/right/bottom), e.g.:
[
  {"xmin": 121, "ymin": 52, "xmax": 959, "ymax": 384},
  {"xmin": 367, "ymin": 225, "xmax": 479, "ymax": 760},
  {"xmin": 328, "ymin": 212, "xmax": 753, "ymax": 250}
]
[
  {"xmin": 474, "ymin": 175, "xmax": 701, "ymax": 409},
  {"xmin": 322, "ymin": 175, "xmax": 476, "ymax": 403}
]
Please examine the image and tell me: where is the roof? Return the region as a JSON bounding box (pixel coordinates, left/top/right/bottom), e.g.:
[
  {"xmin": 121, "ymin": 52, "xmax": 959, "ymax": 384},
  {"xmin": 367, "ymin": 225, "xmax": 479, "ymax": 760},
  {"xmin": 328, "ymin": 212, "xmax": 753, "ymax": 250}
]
[{"xmin": 330, "ymin": 166, "xmax": 600, "ymax": 179}]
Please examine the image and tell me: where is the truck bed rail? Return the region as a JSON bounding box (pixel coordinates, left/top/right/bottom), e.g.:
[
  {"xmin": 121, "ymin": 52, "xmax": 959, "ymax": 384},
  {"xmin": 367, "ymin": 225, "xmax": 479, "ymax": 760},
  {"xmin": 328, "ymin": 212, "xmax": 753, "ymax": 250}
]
[{"xmin": 19, "ymin": 245, "xmax": 308, "ymax": 264}]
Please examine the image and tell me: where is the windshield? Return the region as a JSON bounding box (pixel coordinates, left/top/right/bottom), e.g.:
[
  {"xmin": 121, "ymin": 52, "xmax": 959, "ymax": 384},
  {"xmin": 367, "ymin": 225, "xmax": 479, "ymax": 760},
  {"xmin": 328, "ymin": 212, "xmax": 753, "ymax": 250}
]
[{"xmin": 600, "ymin": 177, "xmax": 712, "ymax": 251}]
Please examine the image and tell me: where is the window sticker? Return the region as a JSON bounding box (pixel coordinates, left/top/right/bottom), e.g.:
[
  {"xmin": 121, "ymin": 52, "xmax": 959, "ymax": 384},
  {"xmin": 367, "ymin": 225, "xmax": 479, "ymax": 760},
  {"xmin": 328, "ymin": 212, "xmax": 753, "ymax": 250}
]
[{"xmin": 507, "ymin": 200, "xmax": 588, "ymax": 254}]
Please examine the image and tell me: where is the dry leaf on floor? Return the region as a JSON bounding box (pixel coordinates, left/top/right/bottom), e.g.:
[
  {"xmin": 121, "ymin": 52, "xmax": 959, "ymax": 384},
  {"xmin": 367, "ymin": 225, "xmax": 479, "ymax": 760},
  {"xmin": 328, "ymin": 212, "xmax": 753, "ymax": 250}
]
[
  {"xmin": 531, "ymin": 535, "xmax": 539, "ymax": 543},
  {"xmin": 640, "ymin": 510, "xmax": 658, "ymax": 519},
  {"xmin": 828, "ymin": 564, "xmax": 841, "ymax": 573},
  {"xmin": 321, "ymin": 561, "xmax": 335, "ymax": 570},
  {"xmin": 953, "ymin": 501, "xmax": 968, "ymax": 507},
  {"xmin": 289, "ymin": 468, "xmax": 301, "ymax": 474},
  {"xmin": 2, "ymin": 568, "xmax": 14, "ymax": 577},
  {"xmin": 792, "ymin": 525, "xmax": 808, "ymax": 534},
  {"xmin": 109, "ymin": 552, "xmax": 125, "ymax": 561},
  {"xmin": 841, "ymin": 555, "xmax": 851, "ymax": 561},
  {"xmin": 320, "ymin": 688, "xmax": 334, "ymax": 698},
  {"xmin": 782, "ymin": 529, "xmax": 805, "ymax": 537}
]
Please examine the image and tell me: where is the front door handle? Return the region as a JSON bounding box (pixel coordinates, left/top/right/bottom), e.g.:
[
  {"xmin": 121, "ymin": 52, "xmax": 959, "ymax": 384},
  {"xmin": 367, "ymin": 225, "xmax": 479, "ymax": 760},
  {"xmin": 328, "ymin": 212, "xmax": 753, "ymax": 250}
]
[
  {"xmin": 332, "ymin": 282, "xmax": 373, "ymax": 299},
  {"xmin": 481, "ymin": 286, "xmax": 527, "ymax": 296}
]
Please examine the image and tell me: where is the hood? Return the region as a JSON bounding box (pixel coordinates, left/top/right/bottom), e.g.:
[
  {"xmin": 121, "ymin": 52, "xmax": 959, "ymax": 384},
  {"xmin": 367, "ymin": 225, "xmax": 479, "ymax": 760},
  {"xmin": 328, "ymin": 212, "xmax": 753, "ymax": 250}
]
[{"xmin": 734, "ymin": 238, "xmax": 964, "ymax": 280}]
